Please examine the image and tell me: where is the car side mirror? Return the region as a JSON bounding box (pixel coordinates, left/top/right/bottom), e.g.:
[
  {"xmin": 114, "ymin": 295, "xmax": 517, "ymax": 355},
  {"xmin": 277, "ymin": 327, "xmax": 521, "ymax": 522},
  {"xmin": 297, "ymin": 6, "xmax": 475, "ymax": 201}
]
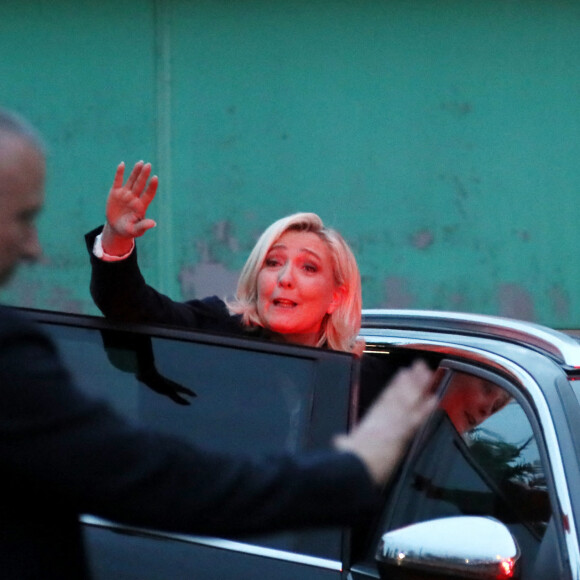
[{"xmin": 376, "ymin": 516, "xmax": 520, "ymax": 579}]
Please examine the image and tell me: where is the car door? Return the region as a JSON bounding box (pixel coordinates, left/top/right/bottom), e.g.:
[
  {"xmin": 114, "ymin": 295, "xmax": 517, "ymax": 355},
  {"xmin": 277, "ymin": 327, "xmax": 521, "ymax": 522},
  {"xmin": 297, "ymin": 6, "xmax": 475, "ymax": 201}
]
[
  {"xmin": 26, "ymin": 308, "xmax": 359, "ymax": 580},
  {"xmin": 349, "ymin": 349, "xmax": 573, "ymax": 580}
]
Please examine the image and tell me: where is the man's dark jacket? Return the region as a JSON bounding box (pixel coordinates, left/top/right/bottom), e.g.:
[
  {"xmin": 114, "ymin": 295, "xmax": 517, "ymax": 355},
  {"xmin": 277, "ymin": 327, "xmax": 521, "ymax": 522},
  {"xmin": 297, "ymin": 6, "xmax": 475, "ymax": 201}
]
[{"xmin": 0, "ymin": 305, "xmax": 379, "ymax": 579}]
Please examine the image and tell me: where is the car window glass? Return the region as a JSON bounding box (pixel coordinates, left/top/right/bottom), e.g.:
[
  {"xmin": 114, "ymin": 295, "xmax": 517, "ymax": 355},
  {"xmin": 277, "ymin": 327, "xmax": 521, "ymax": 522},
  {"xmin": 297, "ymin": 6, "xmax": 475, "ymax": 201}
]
[
  {"xmin": 120, "ymin": 335, "xmax": 316, "ymax": 455},
  {"xmin": 366, "ymin": 368, "xmax": 555, "ymax": 578},
  {"xmin": 42, "ymin": 322, "xmax": 352, "ymax": 562}
]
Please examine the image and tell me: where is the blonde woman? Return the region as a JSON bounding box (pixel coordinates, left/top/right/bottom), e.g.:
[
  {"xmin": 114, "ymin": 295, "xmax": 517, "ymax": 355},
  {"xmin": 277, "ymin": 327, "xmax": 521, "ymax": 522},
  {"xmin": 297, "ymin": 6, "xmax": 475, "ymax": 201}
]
[{"xmin": 86, "ymin": 161, "xmax": 363, "ymax": 354}]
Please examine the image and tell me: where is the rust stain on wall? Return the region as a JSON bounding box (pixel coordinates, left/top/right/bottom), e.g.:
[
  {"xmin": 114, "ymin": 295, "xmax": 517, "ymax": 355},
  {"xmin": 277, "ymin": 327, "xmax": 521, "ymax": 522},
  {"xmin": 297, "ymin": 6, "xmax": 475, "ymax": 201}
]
[
  {"xmin": 548, "ymin": 285, "xmax": 570, "ymax": 320},
  {"xmin": 382, "ymin": 277, "xmax": 413, "ymax": 309},
  {"xmin": 179, "ymin": 262, "xmax": 239, "ymax": 301},
  {"xmin": 411, "ymin": 229, "xmax": 434, "ymax": 250},
  {"xmin": 497, "ymin": 284, "xmax": 535, "ymax": 321},
  {"xmin": 440, "ymin": 100, "xmax": 472, "ymax": 116},
  {"xmin": 179, "ymin": 219, "xmax": 241, "ymax": 300},
  {"xmin": 447, "ymin": 292, "xmax": 467, "ymax": 311},
  {"xmin": 47, "ymin": 287, "xmax": 84, "ymax": 314},
  {"xmin": 514, "ymin": 229, "xmax": 531, "ymax": 242},
  {"xmin": 6, "ymin": 278, "xmax": 41, "ymax": 308}
]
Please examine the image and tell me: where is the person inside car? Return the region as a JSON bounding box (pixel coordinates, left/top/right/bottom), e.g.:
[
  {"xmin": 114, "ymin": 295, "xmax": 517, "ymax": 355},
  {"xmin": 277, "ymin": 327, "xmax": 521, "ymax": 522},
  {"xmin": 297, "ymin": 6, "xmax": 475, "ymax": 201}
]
[
  {"xmin": 440, "ymin": 373, "xmax": 511, "ymax": 434},
  {"xmin": 415, "ymin": 373, "xmax": 550, "ymax": 527},
  {"xmin": 1, "ymin": 107, "xmax": 437, "ymax": 578},
  {"xmin": 86, "ymin": 161, "xmax": 364, "ymax": 354}
]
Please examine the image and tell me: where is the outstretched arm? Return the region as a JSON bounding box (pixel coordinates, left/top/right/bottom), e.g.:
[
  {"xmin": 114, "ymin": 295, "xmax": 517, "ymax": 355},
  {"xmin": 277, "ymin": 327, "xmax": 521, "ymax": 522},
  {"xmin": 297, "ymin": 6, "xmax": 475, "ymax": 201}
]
[
  {"xmin": 101, "ymin": 161, "xmax": 159, "ymax": 256},
  {"xmin": 334, "ymin": 360, "xmax": 437, "ymax": 486}
]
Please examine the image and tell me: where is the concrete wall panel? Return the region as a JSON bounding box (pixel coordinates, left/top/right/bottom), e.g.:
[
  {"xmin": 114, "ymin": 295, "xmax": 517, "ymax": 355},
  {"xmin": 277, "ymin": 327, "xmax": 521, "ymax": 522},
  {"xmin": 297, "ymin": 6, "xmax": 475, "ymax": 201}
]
[{"xmin": 1, "ymin": 0, "xmax": 579, "ymax": 327}]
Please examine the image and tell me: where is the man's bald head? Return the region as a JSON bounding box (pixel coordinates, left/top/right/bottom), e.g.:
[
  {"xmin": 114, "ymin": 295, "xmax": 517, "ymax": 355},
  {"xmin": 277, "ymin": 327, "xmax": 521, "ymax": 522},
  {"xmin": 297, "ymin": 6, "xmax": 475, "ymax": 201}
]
[
  {"xmin": 0, "ymin": 108, "xmax": 45, "ymax": 285},
  {"xmin": 0, "ymin": 109, "xmax": 44, "ymax": 150}
]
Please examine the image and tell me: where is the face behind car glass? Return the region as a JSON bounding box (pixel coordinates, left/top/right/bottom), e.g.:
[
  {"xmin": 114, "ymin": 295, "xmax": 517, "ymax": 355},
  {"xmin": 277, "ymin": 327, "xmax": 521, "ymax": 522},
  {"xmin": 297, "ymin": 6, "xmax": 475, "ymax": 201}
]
[{"xmin": 441, "ymin": 373, "xmax": 511, "ymax": 433}]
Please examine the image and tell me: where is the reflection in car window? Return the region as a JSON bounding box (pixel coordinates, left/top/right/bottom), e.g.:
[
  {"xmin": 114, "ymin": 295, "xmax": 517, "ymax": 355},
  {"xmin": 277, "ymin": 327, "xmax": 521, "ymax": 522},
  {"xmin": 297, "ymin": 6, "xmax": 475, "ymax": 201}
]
[
  {"xmin": 368, "ymin": 368, "xmax": 554, "ymax": 578},
  {"xmin": 440, "ymin": 372, "xmax": 512, "ymax": 434}
]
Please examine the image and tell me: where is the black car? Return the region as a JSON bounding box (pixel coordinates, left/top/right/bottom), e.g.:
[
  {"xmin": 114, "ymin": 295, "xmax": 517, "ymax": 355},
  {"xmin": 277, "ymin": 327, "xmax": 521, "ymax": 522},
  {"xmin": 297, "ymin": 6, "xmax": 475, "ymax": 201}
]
[{"xmin": 23, "ymin": 307, "xmax": 580, "ymax": 580}]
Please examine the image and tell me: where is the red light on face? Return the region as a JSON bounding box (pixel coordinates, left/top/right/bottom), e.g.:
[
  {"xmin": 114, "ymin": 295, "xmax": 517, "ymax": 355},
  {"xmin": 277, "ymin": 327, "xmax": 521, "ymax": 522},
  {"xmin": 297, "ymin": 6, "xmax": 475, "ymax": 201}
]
[{"xmin": 498, "ymin": 558, "xmax": 515, "ymax": 578}]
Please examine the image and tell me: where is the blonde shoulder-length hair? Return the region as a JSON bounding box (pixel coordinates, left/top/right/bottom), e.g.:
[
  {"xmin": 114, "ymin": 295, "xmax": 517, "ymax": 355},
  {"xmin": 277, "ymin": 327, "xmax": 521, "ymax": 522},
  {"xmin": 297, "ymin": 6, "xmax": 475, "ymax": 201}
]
[{"xmin": 228, "ymin": 213, "xmax": 362, "ymax": 352}]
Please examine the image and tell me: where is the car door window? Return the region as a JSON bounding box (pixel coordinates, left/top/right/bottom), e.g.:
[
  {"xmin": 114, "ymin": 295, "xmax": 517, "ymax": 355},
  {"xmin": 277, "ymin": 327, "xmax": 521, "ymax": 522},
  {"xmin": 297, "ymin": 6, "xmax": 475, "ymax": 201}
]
[
  {"xmin": 37, "ymin": 315, "xmax": 355, "ymax": 569},
  {"xmin": 102, "ymin": 332, "xmax": 317, "ymax": 456},
  {"xmin": 365, "ymin": 362, "xmax": 561, "ymax": 579}
]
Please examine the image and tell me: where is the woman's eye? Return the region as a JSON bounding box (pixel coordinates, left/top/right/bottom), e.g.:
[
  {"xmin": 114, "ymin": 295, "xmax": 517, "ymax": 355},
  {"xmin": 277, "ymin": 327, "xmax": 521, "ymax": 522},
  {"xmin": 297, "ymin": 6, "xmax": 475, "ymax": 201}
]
[
  {"xmin": 303, "ymin": 263, "xmax": 318, "ymax": 273},
  {"xmin": 265, "ymin": 257, "xmax": 281, "ymax": 267}
]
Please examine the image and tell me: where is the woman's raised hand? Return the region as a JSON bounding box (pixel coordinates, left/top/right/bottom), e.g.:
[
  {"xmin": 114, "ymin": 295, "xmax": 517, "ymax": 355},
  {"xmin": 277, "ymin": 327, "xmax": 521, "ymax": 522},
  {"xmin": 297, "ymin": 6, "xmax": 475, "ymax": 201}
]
[{"xmin": 102, "ymin": 161, "xmax": 159, "ymax": 255}]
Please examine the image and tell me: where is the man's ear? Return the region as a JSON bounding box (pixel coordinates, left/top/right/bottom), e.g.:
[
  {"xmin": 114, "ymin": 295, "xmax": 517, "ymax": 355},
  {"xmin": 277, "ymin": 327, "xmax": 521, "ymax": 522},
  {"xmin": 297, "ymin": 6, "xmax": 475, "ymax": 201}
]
[{"xmin": 327, "ymin": 284, "xmax": 347, "ymax": 315}]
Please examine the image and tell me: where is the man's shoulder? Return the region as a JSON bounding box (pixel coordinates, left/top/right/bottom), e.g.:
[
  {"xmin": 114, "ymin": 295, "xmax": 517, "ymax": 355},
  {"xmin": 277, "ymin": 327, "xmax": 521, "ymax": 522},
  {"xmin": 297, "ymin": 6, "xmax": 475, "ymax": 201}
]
[
  {"xmin": 0, "ymin": 305, "xmax": 42, "ymax": 337},
  {"xmin": 0, "ymin": 304, "xmax": 27, "ymax": 323}
]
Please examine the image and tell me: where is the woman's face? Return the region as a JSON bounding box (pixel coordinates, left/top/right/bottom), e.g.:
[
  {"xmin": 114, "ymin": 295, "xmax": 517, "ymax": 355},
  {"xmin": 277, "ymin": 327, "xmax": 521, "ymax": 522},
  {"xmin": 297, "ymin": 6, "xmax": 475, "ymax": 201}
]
[
  {"xmin": 256, "ymin": 230, "xmax": 342, "ymax": 346},
  {"xmin": 441, "ymin": 375, "xmax": 511, "ymax": 433}
]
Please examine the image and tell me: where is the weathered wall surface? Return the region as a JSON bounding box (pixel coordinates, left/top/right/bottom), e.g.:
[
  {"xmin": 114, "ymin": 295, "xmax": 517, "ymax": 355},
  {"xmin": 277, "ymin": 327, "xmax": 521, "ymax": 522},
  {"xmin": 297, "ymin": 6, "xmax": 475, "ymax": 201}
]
[{"xmin": 1, "ymin": 0, "xmax": 579, "ymax": 327}]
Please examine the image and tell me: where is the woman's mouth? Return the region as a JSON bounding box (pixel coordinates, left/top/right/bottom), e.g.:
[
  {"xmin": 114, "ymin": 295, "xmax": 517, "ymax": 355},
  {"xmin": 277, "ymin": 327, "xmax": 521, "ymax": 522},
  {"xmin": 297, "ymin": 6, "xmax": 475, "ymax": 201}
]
[{"xmin": 273, "ymin": 299, "xmax": 296, "ymax": 308}]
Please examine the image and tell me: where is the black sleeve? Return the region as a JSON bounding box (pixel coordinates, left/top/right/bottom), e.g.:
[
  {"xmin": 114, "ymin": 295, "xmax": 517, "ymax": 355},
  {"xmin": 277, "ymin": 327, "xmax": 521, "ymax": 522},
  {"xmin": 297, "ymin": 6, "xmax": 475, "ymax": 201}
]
[
  {"xmin": 85, "ymin": 226, "xmax": 240, "ymax": 333},
  {"xmin": 0, "ymin": 308, "xmax": 381, "ymax": 537}
]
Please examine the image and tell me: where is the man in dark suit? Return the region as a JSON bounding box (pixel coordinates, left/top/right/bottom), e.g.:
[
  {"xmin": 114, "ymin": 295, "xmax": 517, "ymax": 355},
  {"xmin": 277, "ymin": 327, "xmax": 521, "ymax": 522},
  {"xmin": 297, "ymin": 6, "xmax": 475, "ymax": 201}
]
[{"xmin": 0, "ymin": 108, "xmax": 436, "ymax": 579}]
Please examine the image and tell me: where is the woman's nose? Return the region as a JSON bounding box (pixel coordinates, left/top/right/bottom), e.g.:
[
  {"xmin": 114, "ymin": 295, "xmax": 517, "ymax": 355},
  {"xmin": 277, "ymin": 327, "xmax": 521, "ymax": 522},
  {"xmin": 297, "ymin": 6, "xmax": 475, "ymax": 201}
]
[
  {"xmin": 277, "ymin": 264, "xmax": 294, "ymax": 287},
  {"xmin": 478, "ymin": 400, "xmax": 495, "ymax": 421}
]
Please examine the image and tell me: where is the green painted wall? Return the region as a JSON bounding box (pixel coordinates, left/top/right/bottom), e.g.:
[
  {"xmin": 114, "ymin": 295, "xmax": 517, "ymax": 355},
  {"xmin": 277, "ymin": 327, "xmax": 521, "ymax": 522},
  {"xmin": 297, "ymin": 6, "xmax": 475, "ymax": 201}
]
[{"xmin": 1, "ymin": 0, "xmax": 580, "ymax": 327}]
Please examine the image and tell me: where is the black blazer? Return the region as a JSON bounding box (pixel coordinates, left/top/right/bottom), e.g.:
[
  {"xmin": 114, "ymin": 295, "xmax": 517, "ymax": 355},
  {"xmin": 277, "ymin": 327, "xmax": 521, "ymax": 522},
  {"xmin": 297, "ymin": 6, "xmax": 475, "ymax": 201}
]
[
  {"xmin": 85, "ymin": 226, "xmax": 255, "ymax": 333},
  {"xmin": 0, "ymin": 305, "xmax": 379, "ymax": 579}
]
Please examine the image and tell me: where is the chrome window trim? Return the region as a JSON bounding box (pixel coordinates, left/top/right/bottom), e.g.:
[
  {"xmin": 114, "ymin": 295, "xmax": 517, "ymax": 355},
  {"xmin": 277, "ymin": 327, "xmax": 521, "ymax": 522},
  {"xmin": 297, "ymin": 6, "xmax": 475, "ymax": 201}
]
[
  {"xmin": 80, "ymin": 515, "xmax": 343, "ymax": 572},
  {"xmin": 361, "ymin": 309, "xmax": 580, "ymax": 367},
  {"xmin": 361, "ymin": 334, "xmax": 580, "ymax": 578}
]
